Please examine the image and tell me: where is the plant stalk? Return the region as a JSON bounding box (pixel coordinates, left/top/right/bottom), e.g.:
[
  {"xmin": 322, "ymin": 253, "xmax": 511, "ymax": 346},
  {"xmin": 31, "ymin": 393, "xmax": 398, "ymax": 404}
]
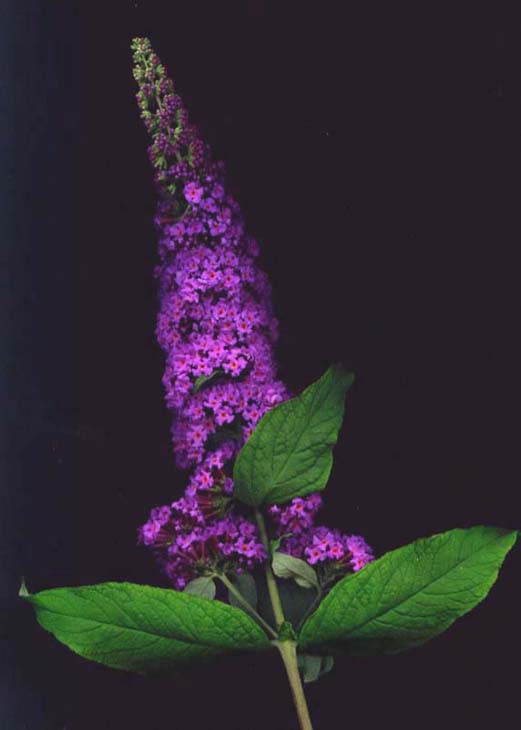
[
  {"xmin": 255, "ymin": 509, "xmax": 314, "ymax": 729},
  {"xmin": 276, "ymin": 640, "xmax": 314, "ymax": 730},
  {"xmin": 255, "ymin": 509, "xmax": 285, "ymax": 627},
  {"xmin": 217, "ymin": 573, "xmax": 278, "ymax": 640}
]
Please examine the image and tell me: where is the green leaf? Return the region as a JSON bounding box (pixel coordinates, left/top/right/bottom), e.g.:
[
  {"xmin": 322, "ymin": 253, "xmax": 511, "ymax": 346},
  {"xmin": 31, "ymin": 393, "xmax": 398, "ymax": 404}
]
[
  {"xmin": 269, "ymin": 534, "xmax": 292, "ymax": 557},
  {"xmin": 23, "ymin": 582, "xmax": 270, "ymax": 673},
  {"xmin": 277, "ymin": 621, "xmax": 298, "ymax": 641},
  {"xmin": 297, "ymin": 653, "xmax": 334, "ymax": 683},
  {"xmin": 320, "ymin": 655, "xmax": 334, "ymax": 676},
  {"xmin": 298, "ymin": 653, "xmax": 322, "ymax": 683},
  {"xmin": 300, "ymin": 526, "xmax": 518, "ymax": 656},
  {"xmin": 207, "ymin": 420, "xmax": 244, "ymax": 449},
  {"xmin": 154, "ymin": 155, "xmax": 167, "ymax": 170},
  {"xmin": 257, "ymin": 578, "xmax": 317, "ymax": 629},
  {"xmin": 233, "ymin": 365, "xmax": 354, "ymax": 506},
  {"xmin": 192, "ymin": 369, "xmax": 222, "ymax": 393},
  {"xmin": 183, "ymin": 577, "xmax": 216, "ymax": 600},
  {"xmin": 269, "ymin": 537, "xmax": 282, "ymax": 556},
  {"xmin": 19, "ymin": 577, "xmax": 30, "ymax": 597},
  {"xmin": 228, "ymin": 573, "xmax": 258, "ymax": 611},
  {"xmin": 272, "ymin": 552, "xmax": 319, "ymax": 590}
]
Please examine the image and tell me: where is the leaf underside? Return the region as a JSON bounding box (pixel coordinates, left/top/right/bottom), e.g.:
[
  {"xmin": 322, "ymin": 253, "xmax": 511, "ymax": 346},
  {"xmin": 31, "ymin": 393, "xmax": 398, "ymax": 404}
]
[
  {"xmin": 300, "ymin": 526, "xmax": 517, "ymax": 656},
  {"xmin": 272, "ymin": 552, "xmax": 319, "ymax": 590},
  {"xmin": 184, "ymin": 576, "xmax": 216, "ymax": 600},
  {"xmin": 228, "ymin": 573, "xmax": 258, "ymax": 610},
  {"xmin": 298, "ymin": 652, "xmax": 334, "ymax": 683}
]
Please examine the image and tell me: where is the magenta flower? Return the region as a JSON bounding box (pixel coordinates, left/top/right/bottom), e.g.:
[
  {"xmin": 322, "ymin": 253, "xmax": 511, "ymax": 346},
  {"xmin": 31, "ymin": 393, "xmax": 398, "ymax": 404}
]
[
  {"xmin": 183, "ymin": 182, "xmax": 204, "ymax": 204},
  {"xmin": 277, "ymin": 525, "xmax": 373, "ymax": 573}
]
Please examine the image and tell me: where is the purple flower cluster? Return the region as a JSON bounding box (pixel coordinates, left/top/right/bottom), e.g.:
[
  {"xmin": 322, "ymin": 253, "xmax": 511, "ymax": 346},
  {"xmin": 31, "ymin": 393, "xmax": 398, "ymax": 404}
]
[
  {"xmin": 269, "ymin": 498, "xmax": 373, "ymax": 573},
  {"xmin": 132, "ymin": 38, "xmax": 285, "ymax": 585},
  {"xmin": 269, "ymin": 495, "xmax": 323, "ymax": 534},
  {"xmin": 132, "ymin": 38, "xmax": 373, "ymax": 590},
  {"xmin": 132, "ymin": 38, "xmax": 288, "ymax": 470},
  {"xmin": 138, "ymin": 503, "xmax": 266, "ymax": 590},
  {"xmin": 283, "ymin": 528, "xmax": 373, "ymax": 572}
]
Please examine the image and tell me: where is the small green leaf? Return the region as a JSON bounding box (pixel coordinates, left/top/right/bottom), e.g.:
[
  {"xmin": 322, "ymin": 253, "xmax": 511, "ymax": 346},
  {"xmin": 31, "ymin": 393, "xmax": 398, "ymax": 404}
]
[
  {"xmin": 192, "ymin": 370, "xmax": 222, "ymax": 393},
  {"xmin": 19, "ymin": 577, "xmax": 30, "ymax": 597},
  {"xmin": 233, "ymin": 365, "xmax": 354, "ymax": 506},
  {"xmin": 300, "ymin": 526, "xmax": 518, "ymax": 656},
  {"xmin": 320, "ymin": 655, "xmax": 334, "ymax": 675},
  {"xmin": 298, "ymin": 653, "xmax": 322, "ymax": 682},
  {"xmin": 272, "ymin": 552, "xmax": 319, "ymax": 590},
  {"xmin": 277, "ymin": 621, "xmax": 298, "ymax": 641},
  {"xmin": 207, "ymin": 420, "xmax": 244, "ymax": 448},
  {"xmin": 297, "ymin": 653, "xmax": 334, "ymax": 683},
  {"xmin": 269, "ymin": 534, "xmax": 292, "ymax": 557},
  {"xmin": 269, "ymin": 538, "xmax": 282, "ymax": 555},
  {"xmin": 23, "ymin": 582, "xmax": 270, "ymax": 673},
  {"xmin": 228, "ymin": 573, "xmax": 258, "ymax": 611},
  {"xmin": 183, "ymin": 577, "xmax": 216, "ymax": 600}
]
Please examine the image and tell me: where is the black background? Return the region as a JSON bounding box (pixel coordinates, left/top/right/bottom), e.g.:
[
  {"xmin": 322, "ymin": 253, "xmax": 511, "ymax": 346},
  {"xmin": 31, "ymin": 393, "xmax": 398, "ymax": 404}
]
[{"xmin": 4, "ymin": 1, "xmax": 521, "ymax": 728}]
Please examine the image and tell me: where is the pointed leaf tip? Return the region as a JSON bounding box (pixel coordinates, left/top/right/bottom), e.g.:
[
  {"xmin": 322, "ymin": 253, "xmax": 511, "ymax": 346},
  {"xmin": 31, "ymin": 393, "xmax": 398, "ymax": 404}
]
[
  {"xmin": 234, "ymin": 365, "xmax": 354, "ymax": 506},
  {"xmin": 300, "ymin": 526, "xmax": 518, "ymax": 657},
  {"xmin": 19, "ymin": 577, "xmax": 30, "ymax": 598}
]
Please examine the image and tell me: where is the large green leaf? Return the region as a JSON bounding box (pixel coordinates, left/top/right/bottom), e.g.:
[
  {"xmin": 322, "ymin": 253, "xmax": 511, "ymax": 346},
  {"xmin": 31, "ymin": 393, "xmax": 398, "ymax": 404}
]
[
  {"xmin": 24, "ymin": 582, "xmax": 270, "ymax": 673},
  {"xmin": 300, "ymin": 526, "xmax": 517, "ymax": 656},
  {"xmin": 233, "ymin": 365, "xmax": 354, "ymax": 506}
]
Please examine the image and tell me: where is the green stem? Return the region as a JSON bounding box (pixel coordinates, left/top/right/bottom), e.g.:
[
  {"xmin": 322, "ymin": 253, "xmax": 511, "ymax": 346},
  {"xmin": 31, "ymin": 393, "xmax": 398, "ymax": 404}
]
[
  {"xmin": 276, "ymin": 640, "xmax": 314, "ymax": 730},
  {"xmin": 255, "ymin": 509, "xmax": 285, "ymax": 627},
  {"xmin": 216, "ymin": 573, "xmax": 278, "ymax": 640},
  {"xmin": 255, "ymin": 509, "xmax": 314, "ymax": 728}
]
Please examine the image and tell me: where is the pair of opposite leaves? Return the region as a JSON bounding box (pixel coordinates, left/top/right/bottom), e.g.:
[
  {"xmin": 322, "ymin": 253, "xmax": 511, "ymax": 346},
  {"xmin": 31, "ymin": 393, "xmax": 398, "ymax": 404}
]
[{"xmin": 23, "ymin": 367, "xmax": 518, "ymax": 672}]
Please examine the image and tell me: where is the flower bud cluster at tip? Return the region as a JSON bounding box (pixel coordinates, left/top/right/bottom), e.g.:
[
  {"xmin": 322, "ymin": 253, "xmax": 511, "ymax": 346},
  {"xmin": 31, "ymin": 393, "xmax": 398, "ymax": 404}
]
[{"xmin": 131, "ymin": 38, "xmax": 373, "ymax": 588}]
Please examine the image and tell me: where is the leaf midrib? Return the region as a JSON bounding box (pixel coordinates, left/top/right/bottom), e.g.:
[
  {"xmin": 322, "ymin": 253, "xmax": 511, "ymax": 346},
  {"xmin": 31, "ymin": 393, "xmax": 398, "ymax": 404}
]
[
  {"xmin": 267, "ymin": 380, "xmax": 326, "ymax": 491},
  {"xmin": 34, "ymin": 603, "xmax": 249, "ymax": 651}
]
